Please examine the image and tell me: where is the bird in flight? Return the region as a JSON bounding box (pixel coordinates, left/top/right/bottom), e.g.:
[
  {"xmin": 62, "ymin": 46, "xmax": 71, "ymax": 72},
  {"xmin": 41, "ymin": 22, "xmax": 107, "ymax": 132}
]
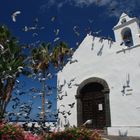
[
  {"xmin": 0, "ymin": 44, "xmax": 4, "ymax": 51},
  {"xmin": 51, "ymin": 16, "xmax": 56, "ymax": 22},
  {"xmin": 11, "ymin": 11, "xmax": 21, "ymax": 22}
]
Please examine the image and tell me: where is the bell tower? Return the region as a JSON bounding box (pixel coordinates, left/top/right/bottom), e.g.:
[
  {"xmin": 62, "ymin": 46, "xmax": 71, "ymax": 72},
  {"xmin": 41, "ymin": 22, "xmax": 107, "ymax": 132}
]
[{"xmin": 113, "ymin": 13, "xmax": 140, "ymax": 47}]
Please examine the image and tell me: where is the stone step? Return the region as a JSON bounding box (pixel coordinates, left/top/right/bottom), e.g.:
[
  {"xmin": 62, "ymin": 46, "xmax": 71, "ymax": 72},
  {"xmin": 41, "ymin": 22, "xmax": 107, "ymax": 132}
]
[{"xmin": 102, "ymin": 135, "xmax": 140, "ymax": 140}]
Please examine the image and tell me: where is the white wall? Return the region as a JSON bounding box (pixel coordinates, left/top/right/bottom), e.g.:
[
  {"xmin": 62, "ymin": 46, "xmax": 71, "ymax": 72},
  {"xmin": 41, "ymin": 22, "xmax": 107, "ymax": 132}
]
[{"xmin": 57, "ymin": 19, "xmax": 140, "ymax": 136}]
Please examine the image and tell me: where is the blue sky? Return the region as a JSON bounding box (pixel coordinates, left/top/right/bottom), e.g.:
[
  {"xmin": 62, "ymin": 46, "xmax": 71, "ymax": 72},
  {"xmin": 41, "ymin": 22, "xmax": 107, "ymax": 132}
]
[{"xmin": 0, "ymin": 0, "xmax": 140, "ymax": 121}]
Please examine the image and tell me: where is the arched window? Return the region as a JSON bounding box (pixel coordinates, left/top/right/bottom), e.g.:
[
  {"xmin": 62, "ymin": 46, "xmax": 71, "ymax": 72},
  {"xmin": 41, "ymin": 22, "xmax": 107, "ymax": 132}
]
[{"xmin": 121, "ymin": 27, "xmax": 133, "ymax": 47}]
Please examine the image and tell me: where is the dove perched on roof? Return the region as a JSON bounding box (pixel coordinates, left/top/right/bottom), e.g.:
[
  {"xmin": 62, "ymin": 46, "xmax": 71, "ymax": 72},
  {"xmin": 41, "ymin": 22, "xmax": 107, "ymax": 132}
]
[{"xmin": 11, "ymin": 11, "xmax": 21, "ymax": 22}]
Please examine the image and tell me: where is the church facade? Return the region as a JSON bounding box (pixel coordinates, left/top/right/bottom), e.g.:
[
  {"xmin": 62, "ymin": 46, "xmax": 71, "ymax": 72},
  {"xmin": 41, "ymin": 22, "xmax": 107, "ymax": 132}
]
[{"xmin": 57, "ymin": 13, "xmax": 140, "ymax": 136}]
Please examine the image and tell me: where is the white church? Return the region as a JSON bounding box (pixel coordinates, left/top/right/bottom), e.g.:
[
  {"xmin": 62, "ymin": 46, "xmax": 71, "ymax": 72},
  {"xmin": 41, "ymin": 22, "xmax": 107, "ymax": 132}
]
[{"xmin": 57, "ymin": 13, "xmax": 140, "ymax": 136}]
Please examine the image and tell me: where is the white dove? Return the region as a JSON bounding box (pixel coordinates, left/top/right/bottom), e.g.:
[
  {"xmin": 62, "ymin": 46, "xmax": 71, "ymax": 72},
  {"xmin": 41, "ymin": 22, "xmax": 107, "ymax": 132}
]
[
  {"xmin": 11, "ymin": 11, "xmax": 21, "ymax": 22},
  {"xmin": 83, "ymin": 119, "xmax": 92, "ymax": 126},
  {"xmin": 0, "ymin": 44, "xmax": 4, "ymax": 51}
]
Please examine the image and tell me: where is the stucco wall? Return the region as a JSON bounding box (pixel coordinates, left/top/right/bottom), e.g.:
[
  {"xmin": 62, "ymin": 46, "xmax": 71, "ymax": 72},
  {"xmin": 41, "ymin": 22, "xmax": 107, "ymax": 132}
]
[{"xmin": 57, "ymin": 34, "xmax": 140, "ymax": 136}]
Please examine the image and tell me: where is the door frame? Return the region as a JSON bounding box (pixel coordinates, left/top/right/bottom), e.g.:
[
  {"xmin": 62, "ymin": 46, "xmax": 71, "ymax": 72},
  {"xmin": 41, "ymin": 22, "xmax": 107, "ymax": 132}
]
[{"xmin": 76, "ymin": 77, "xmax": 111, "ymax": 129}]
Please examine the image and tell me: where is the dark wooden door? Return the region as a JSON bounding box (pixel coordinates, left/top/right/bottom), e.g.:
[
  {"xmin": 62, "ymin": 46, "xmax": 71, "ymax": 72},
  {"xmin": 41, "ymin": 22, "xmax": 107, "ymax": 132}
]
[
  {"xmin": 82, "ymin": 98, "xmax": 94, "ymax": 128},
  {"xmin": 82, "ymin": 92, "xmax": 106, "ymax": 129},
  {"xmin": 95, "ymin": 96, "xmax": 106, "ymax": 129}
]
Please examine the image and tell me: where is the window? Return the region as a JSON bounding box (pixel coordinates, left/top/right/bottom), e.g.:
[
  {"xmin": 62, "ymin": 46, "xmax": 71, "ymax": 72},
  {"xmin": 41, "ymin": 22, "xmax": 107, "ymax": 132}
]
[
  {"xmin": 121, "ymin": 27, "xmax": 133, "ymax": 47},
  {"xmin": 121, "ymin": 18, "xmax": 126, "ymax": 24}
]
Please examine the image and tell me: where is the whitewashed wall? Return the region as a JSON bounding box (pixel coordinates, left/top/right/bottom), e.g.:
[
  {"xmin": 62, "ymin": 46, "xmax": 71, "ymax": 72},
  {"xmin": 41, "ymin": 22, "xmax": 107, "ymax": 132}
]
[{"xmin": 57, "ymin": 14, "xmax": 140, "ymax": 136}]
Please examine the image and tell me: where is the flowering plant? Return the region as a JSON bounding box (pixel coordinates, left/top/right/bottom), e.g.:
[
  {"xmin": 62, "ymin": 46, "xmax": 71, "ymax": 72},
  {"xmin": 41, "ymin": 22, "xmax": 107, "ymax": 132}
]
[
  {"xmin": 0, "ymin": 121, "xmax": 102, "ymax": 140},
  {"xmin": 24, "ymin": 132, "xmax": 43, "ymax": 140},
  {"xmin": 0, "ymin": 121, "xmax": 44, "ymax": 140},
  {"xmin": 46, "ymin": 127, "xmax": 102, "ymax": 140},
  {"xmin": 0, "ymin": 121, "xmax": 25, "ymax": 140}
]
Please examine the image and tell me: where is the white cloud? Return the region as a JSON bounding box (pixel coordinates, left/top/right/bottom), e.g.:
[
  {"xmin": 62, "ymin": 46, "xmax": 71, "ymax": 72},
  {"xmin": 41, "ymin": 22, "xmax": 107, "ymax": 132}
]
[
  {"xmin": 107, "ymin": 0, "xmax": 139, "ymax": 17},
  {"xmin": 68, "ymin": 0, "xmax": 112, "ymax": 7},
  {"xmin": 72, "ymin": 0, "xmax": 95, "ymax": 7},
  {"xmin": 40, "ymin": 0, "xmax": 139, "ymax": 17}
]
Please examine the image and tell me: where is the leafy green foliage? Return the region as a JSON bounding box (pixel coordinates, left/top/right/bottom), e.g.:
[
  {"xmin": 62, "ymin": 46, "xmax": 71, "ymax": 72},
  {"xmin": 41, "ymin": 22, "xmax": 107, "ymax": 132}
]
[
  {"xmin": 31, "ymin": 41, "xmax": 70, "ymax": 72},
  {"xmin": 31, "ymin": 42, "xmax": 51, "ymax": 73},
  {"xmin": 0, "ymin": 25, "xmax": 26, "ymax": 119},
  {"xmin": 31, "ymin": 41, "xmax": 70, "ymax": 121}
]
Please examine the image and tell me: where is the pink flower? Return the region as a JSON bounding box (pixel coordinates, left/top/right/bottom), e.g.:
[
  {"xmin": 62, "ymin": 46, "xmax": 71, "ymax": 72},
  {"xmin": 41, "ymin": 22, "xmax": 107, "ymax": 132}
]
[{"xmin": 24, "ymin": 133, "xmax": 41, "ymax": 140}]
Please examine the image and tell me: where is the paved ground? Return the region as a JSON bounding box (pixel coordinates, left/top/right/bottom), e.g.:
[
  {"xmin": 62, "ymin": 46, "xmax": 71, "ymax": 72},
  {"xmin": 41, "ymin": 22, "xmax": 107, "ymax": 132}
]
[{"xmin": 103, "ymin": 135, "xmax": 140, "ymax": 140}]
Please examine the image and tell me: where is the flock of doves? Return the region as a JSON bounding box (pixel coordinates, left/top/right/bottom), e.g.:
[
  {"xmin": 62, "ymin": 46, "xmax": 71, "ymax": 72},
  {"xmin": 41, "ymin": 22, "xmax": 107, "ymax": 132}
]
[{"xmin": 5, "ymin": 7, "xmax": 117, "ymax": 128}]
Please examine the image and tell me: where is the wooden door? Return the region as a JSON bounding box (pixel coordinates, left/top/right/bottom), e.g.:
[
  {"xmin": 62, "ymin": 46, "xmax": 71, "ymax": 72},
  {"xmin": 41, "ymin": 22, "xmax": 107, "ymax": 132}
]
[
  {"xmin": 82, "ymin": 98, "xmax": 94, "ymax": 128},
  {"xmin": 82, "ymin": 92, "xmax": 106, "ymax": 129},
  {"xmin": 95, "ymin": 96, "xmax": 106, "ymax": 129}
]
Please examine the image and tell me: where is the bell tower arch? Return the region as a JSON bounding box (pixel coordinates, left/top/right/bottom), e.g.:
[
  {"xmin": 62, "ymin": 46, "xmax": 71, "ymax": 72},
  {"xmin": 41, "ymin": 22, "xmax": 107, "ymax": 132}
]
[{"xmin": 113, "ymin": 13, "xmax": 140, "ymax": 47}]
